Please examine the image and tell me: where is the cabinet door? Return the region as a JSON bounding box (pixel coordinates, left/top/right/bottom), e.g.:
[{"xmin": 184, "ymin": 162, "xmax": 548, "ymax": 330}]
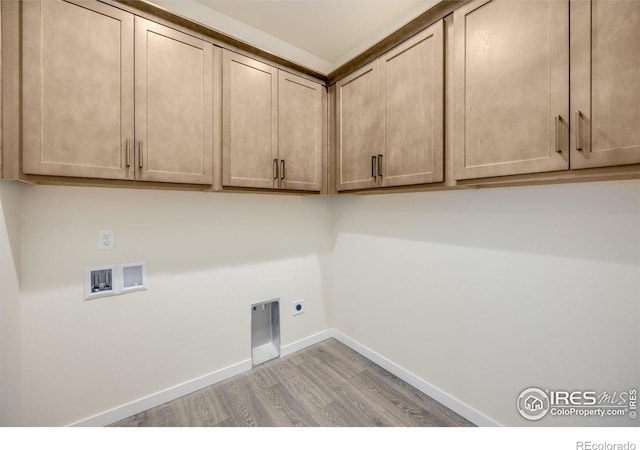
[
  {"xmin": 570, "ymin": 1, "xmax": 640, "ymax": 169},
  {"xmin": 336, "ymin": 61, "xmax": 380, "ymax": 191},
  {"xmin": 222, "ymin": 50, "xmax": 278, "ymax": 189},
  {"xmin": 22, "ymin": 0, "xmax": 134, "ymax": 180},
  {"xmin": 135, "ymin": 18, "xmax": 214, "ymax": 185},
  {"xmin": 454, "ymin": 0, "xmax": 569, "ymax": 180},
  {"xmin": 379, "ymin": 20, "xmax": 444, "ymax": 187},
  {"xmin": 278, "ymin": 71, "xmax": 323, "ymax": 192}
]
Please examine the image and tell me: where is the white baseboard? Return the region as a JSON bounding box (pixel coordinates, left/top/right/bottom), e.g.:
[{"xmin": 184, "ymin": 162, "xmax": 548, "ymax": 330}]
[
  {"xmin": 70, "ymin": 358, "xmax": 253, "ymax": 427},
  {"xmin": 281, "ymin": 329, "xmax": 334, "ymax": 357},
  {"xmin": 70, "ymin": 329, "xmax": 333, "ymax": 427},
  {"xmin": 70, "ymin": 328, "xmax": 498, "ymax": 427},
  {"xmin": 330, "ymin": 329, "xmax": 501, "ymax": 427}
]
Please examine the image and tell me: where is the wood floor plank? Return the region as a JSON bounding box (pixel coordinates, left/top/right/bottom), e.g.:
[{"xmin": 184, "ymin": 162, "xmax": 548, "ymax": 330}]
[
  {"xmin": 110, "ymin": 338, "xmax": 476, "ymax": 427},
  {"xmin": 180, "ymin": 387, "xmax": 228, "ymax": 426},
  {"xmin": 321, "ymin": 339, "xmax": 375, "ymax": 372},
  {"xmin": 246, "ymin": 364, "xmax": 281, "ymax": 390},
  {"xmin": 147, "ymin": 402, "xmax": 186, "ymax": 427},
  {"xmin": 243, "ymin": 363, "xmax": 317, "ymax": 426},
  {"xmin": 251, "ymin": 382, "xmax": 320, "ymax": 426},
  {"xmin": 310, "ymin": 402, "xmax": 350, "ymax": 427},
  {"xmin": 426, "ymin": 401, "xmax": 475, "ymax": 427},
  {"xmin": 305, "ymin": 344, "xmax": 363, "ymax": 380},
  {"xmin": 212, "ymin": 418, "xmax": 235, "ymax": 427},
  {"xmin": 312, "ymin": 400, "xmax": 376, "ymax": 427},
  {"xmin": 363, "ymin": 360, "xmax": 473, "ymax": 427},
  {"xmin": 329, "ymin": 392, "xmax": 394, "ymax": 427},
  {"xmin": 215, "ymin": 377, "xmax": 276, "ymax": 427},
  {"xmin": 321, "ymin": 372, "xmax": 396, "ymax": 427},
  {"xmin": 286, "ymin": 347, "xmax": 323, "ymax": 366},
  {"xmin": 365, "ymin": 359, "xmax": 446, "ymax": 405},
  {"xmin": 271, "ymin": 360, "xmax": 334, "ymax": 414},
  {"xmin": 283, "ymin": 360, "xmax": 333, "ymax": 413},
  {"xmin": 348, "ymin": 369, "xmax": 449, "ymax": 427},
  {"xmin": 296, "ymin": 359, "xmax": 349, "ymax": 396},
  {"xmin": 111, "ymin": 410, "xmax": 151, "ymax": 427}
]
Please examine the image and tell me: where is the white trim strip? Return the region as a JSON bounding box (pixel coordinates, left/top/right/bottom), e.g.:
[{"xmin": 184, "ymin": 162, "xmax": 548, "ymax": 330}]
[
  {"xmin": 330, "ymin": 329, "xmax": 501, "ymax": 427},
  {"xmin": 69, "ymin": 329, "xmax": 333, "ymax": 427},
  {"xmin": 70, "ymin": 328, "xmax": 498, "ymax": 427},
  {"xmin": 280, "ymin": 329, "xmax": 334, "ymax": 357},
  {"xmin": 69, "ymin": 359, "xmax": 252, "ymax": 427}
]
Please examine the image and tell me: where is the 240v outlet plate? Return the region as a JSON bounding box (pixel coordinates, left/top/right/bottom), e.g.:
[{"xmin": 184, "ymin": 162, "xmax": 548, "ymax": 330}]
[{"xmin": 293, "ymin": 299, "xmax": 304, "ymax": 316}]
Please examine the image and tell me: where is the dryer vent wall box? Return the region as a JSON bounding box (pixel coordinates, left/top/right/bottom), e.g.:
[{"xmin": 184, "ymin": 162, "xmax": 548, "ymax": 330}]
[
  {"xmin": 251, "ymin": 299, "xmax": 280, "ymax": 367},
  {"xmin": 85, "ymin": 262, "xmax": 147, "ymax": 300}
]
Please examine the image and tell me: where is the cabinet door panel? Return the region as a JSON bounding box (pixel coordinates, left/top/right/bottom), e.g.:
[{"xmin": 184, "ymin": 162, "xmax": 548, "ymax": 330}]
[
  {"xmin": 278, "ymin": 72, "xmax": 323, "ymax": 192},
  {"xmin": 380, "ymin": 20, "xmax": 444, "ymax": 187},
  {"xmin": 22, "ymin": 0, "xmax": 134, "ymax": 179},
  {"xmin": 454, "ymin": 0, "xmax": 569, "ymax": 180},
  {"xmin": 135, "ymin": 18, "xmax": 213, "ymax": 185},
  {"xmin": 222, "ymin": 50, "xmax": 278, "ymax": 189},
  {"xmin": 571, "ymin": 1, "xmax": 640, "ymax": 169},
  {"xmin": 336, "ymin": 62, "xmax": 380, "ymax": 191}
]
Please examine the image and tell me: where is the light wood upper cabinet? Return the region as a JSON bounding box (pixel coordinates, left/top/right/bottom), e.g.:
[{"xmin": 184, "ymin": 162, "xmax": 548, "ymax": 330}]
[
  {"xmin": 278, "ymin": 71, "xmax": 324, "ymax": 192},
  {"xmin": 17, "ymin": 0, "xmax": 639, "ymax": 193},
  {"xmin": 222, "ymin": 50, "xmax": 324, "ymax": 191},
  {"xmin": 22, "ymin": 1, "xmax": 215, "ymax": 185},
  {"xmin": 570, "ymin": 0, "xmax": 640, "ymax": 169},
  {"xmin": 336, "ymin": 21, "xmax": 444, "ymax": 192},
  {"xmin": 336, "ymin": 61, "xmax": 380, "ymax": 191},
  {"xmin": 22, "ymin": 0, "xmax": 134, "ymax": 180},
  {"xmin": 454, "ymin": 0, "xmax": 569, "ymax": 180},
  {"xmin": 380, "ymin": 21, "xmax": 443, "ymax": 187},
  {"xmin": 222, "ymin": 50, "xmax": 278, "ymax": 189},
  {"xmin": 135, "ymin": 17, "xmax": 214, "ymax": 185}
]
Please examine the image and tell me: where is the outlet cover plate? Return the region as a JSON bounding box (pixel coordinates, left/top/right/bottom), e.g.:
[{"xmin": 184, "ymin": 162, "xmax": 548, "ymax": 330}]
[
  {"xmin": 293, "ymin": 299, "xmax": 304, "ymax": 316},
  {"xmin": 98, "ymin": 230, "xmax": 115, "ymax": 250}
]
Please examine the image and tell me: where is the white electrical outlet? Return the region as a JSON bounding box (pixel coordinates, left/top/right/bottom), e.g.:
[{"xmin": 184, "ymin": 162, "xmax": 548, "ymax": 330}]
[
  {"xmin": 98, "ymin": 230, "xmax": 115, "ymax": 250},
  {"xmin": 293, "ymin": 299, "xmax": 304, "ymax": 316}
]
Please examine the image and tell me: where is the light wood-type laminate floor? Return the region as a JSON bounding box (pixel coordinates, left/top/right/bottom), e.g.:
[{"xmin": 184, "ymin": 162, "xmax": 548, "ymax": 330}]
[{"xmin": 111, "ymin": 338, "xmax": 474, "ymax": 427}]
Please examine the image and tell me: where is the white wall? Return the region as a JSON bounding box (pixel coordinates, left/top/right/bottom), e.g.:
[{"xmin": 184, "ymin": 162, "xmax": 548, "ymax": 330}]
[
  {"xmin": 8, "ymin": 179, "xmax": 640, "ymax": 427},
  {"xmin": 0, "ymin": 181, "xmax": 21, "ymax": 426},
  {"xmin": 17, "ymin": 185, "xmax": 332, "ymax": 426},
  {"xmin": 331, "ymin": 180, "xmax": 640, "ymax": 426}
]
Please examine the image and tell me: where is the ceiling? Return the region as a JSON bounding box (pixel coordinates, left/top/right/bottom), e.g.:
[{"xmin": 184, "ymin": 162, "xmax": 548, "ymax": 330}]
[{"xmin": 150, "ymin": 0, "xmax": 439, "ymax": 74}]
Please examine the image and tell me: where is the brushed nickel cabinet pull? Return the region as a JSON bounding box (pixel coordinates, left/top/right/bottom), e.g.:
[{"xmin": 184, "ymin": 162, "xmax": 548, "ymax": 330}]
[
  {"xmin": 138, "ymin": 141, "xmax": 143, "ymax": 168},
  {"xmin": 555, "ymin": 115, "xmax": 562, "ymax": 153},
  {"xmin": 575, "ymin": 110, "xmax": 583, "ymax": 151},
  {"xmin": 280, "ymin": 160, "xmax": 285, "ymax": 180},
  {"xmin": 371, "ymin": 155, "xmax": 377, "ymax": 179},
  {"xmin": 273, "ymin": 158, "xmax": 279, "ymax": 180},
  {"xmin": 378, "ymin": 154, "xmax": 383, "ymax": 177},
  {"xmin": 125, "ymin": 139, "xmax": 130, "ymax": 167}
]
